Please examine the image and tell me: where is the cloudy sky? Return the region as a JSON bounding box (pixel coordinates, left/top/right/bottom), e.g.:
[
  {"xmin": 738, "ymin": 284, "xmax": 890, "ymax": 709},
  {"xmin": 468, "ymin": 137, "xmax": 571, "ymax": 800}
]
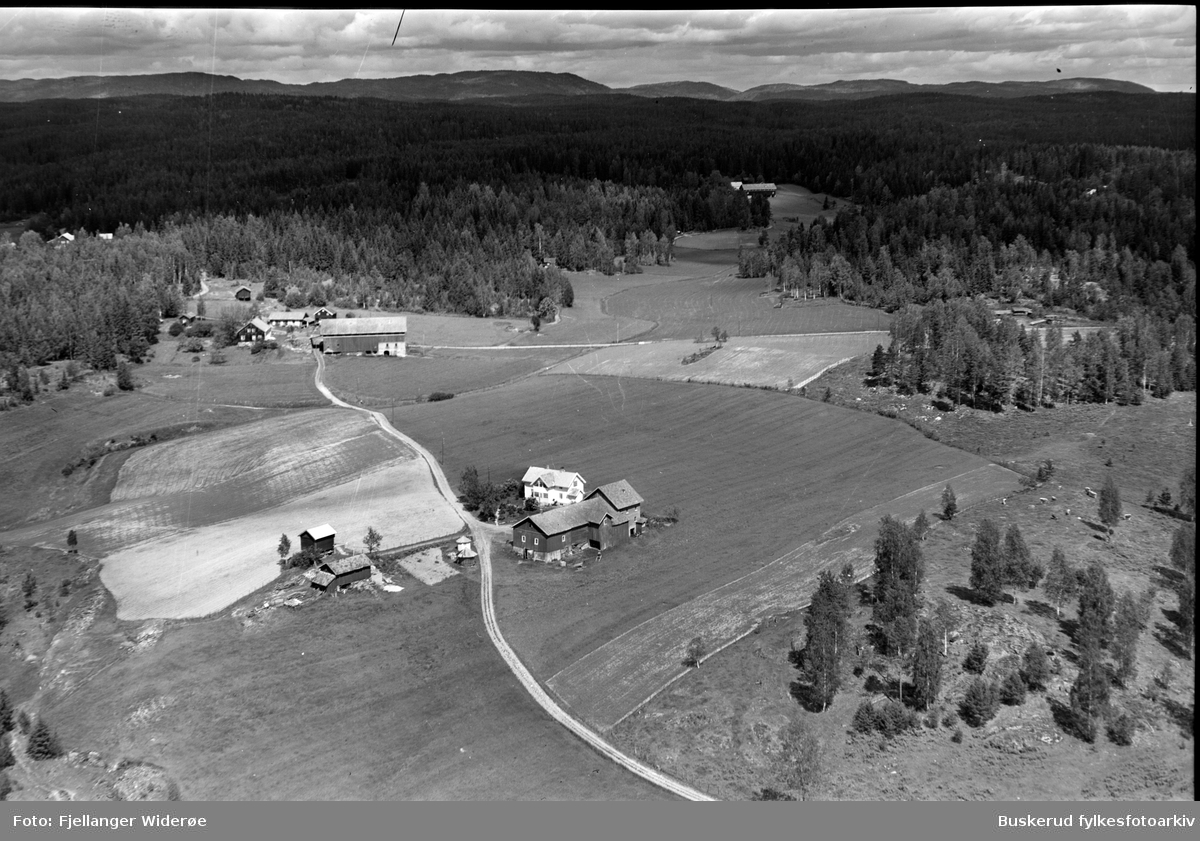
[{"xmin": 1, "ymin": 7, "xmax": 1194, "ymax": 92}]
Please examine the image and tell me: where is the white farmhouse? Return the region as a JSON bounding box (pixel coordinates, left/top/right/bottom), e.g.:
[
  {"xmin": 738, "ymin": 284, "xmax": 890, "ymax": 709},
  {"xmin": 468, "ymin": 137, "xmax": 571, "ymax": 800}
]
[{"xmin": 521, "ymin": 467, "xmax": 586, "ymax": 507}]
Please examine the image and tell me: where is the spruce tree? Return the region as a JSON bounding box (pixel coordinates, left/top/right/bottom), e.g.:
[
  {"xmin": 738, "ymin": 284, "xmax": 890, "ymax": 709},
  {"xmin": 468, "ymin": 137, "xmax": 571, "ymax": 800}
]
[
  {"xmin": 0, "ymin": 690, "xmax": 11, "ymax": 733},
  {"xmin": 1021, "ymin": 642, "xmax": 1050, "ymax": 691},
  {"xmin": 26, "ymin": 718, "xmax": 62, "ymax": 760},
  {"xmin": 969, "ymin": 519, "xmax": 1004, "ymax": 606},
  {"xmin": 1098, "ymin": 473, "xmax": 1122, "ymax": 537},
  {"xmin": 1078, "ymin": 560, "xmax": 1115, "ymax": 648},
  {"xmin": 1042, "ymin": 546, "xmax": 1077, "ymax": 618},
  {"xmin": 941, "ymin": 484, "xmax": 958, "ymax": 521},
  {"xmin": 1000, "ymin": 671, "xmax": 1027, "ymax": 706},
  {"xmin": 1177, "ymin": 576, "xmax": 1194, "ymax": 657},
  {"xmin": 1110, "ymin": 591, "xmax": 1142, "ymax": 687},
  {"xmin": 910, "ymin": 618, "xmax": 943, "ymax": 710},
  {"xmin": 960, "ymin": 677, "xmax": 1001, "ymax": 727},
  {"xmin": 1169, "ymin": 523, "xmax": 1195, "ymax": 577},
  {"xmin": 0, "ymin": 735, "xmax": 13, "ymax": 770},
  {"xmin": 1002, "ymin": 524, "xmax": 1035, "ymax": 601}
]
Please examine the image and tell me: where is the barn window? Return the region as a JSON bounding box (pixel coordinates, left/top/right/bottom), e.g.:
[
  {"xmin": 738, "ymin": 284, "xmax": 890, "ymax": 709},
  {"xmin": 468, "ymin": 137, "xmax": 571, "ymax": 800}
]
[
  {"xmin": 521, "ymin": 535, "xmax": 526, "ymax": 543},
  {"xmin": 534, "ymin": 538, "xmax": 539, "ymax": 546}
]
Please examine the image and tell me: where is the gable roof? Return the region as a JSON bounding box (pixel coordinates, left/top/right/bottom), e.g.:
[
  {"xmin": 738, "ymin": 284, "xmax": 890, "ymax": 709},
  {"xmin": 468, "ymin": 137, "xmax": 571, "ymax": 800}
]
[
  {"xmin": 321, "ymin": 554, "xmax": 371, "ymax": 576},
  {"xmin": 239, "ymin": 317, "xmax": 271, "ymax": 334},
  {"xmin": 513, "ymin": 498, "xmax": 630, "ymax": 537},
  {"xmin": 521, "ymin": 467, "xmax": 584, "ymax": 490},
  {"xmin": 305, "ymin": 569, "xmax": 336, "ymax": 587},
  {"xmin": 585, "ymin": 479, "xmax": 643, "ymax": 511},
  {"xmin": 267, "ymin": 310, "xmax": 310, "ymax": 322},
  {"xmin": 319, "ymin": 316, "xmax": 407, "ymax": 336},
  {"xmin": 234, "ymin": 284, "xmax": 252, "ymax": 292},
  {"xmin": 301, "ymin": 523, "xmax": 336, "ymax": 541}
]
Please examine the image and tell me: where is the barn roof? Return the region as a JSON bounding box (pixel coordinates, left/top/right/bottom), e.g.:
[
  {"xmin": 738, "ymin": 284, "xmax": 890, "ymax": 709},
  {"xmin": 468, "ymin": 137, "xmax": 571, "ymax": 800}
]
[
  {"xmin": 319, "ymin": 316, "xmax": 407, "ymax": 336},
  {"xmin": 302, "ymin": 523, "xmax": 336, "ymax": 540},
  {"xmin": 521, "ymin": 467, "xmax": 584, "ymax": 489},
  {"xmin": 234, "ymin": 284, "xmax": 252, "ymax": 292},
  {"xmin": 267, "ymin": 310, "xmax": 310, "ymax": 322},
  {"xmin": 321, "ymin": 554, "xmax": 371, "ymax": 576},
  {"xmin": 513, "ymin": 498, "xmax": 630, "ymax": 537},
  {"xmin": 305, "ymin": 570, "xmax": 336, "ymax": 587},
  {"xmin": 586, "ymin": 480, "xmax": 643, "ymax": 511}
]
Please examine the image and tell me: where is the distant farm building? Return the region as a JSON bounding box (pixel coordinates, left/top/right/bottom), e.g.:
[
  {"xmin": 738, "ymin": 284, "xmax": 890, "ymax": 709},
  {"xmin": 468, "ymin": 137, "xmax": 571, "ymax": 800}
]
[
  {"xmin": 49, "ymin": 232, "xmax": 75, "ymax": 247},
  {"xmin": 267, "ymin": 311, "xmax": 310, "ymax": 329},
  {"xmin": 311, "ymin": 307, "xmax": 337, "ymax": 322},
  {"xmin": 305, "ymin": 554, "xmax": 372, "ymax": 591},
  {"xmin": 235, "ymin": 317, "xmax": 273, "ymax": 345},
  {"xmin": 731, "ymin": 181, "xmax": 777, "ymax": 198},
  {"xmin": 300, "ymin": 524, "xmax": 336, "ymax": 555},
  {"xmin": 316, "ymin": 316, "xmax": 407, "ymax": 356},
  {"xmin": 98, "ymin": 232, "xmax": 113, "ymax": 241},
  {"xmin": 522, "ymin": 467, "xmax": 586, "ymax": 507},
  {"xmin": 512, "ymin": 480, "xmax": 644, "ymax": 563},
  {"xmin": 234, "ymin": 285, "xmax": 253, "ymax": 301}
]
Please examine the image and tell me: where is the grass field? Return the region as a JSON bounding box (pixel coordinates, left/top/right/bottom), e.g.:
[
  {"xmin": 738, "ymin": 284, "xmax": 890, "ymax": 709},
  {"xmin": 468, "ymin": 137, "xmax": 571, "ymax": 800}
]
[
  {"xmin": 137, "ymin": 340, "xmax": 324, "ymax": 408},
  {"xmin": 0, "ymin": 389, "xmax": 285, "ymax": 531},
  {"xmin": 389, "ymin": 374, "xmax": 1004, "ymax": 683},
  {"xmin": 547, "ymin": 464, "xmax": 1019, "ymax": 732},
  {"xmin": 546, "ymin": 333, "xmax": 889, "ymax": 390},
  {"xmin": 3, "ymin": 547, "xmax": 669, "ymax": 801},
  {"xmin": 321, "ymin": 347, "xmax": 588, "ymax": 405},
  {"xmin": 608, "ymin": 393, "xmax": 1195, "ymax": 800},
  {"xmin": 100, "ymin": 457, "xmax": 462, "ymax": 619},
  {"xmin": 606, "ymin": 279, "xmax": 892, "ymax": 341}
]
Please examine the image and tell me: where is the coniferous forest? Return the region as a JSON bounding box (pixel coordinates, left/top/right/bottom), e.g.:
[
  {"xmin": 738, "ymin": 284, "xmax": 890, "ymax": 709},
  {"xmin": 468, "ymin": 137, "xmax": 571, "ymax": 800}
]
[{"xmin": 0, "ymin": 90, "xmax": 1194, "ymax": 405}]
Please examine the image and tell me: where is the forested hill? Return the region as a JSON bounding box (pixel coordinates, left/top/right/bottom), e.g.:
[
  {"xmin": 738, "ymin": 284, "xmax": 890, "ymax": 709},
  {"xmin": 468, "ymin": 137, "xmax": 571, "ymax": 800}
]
[
  {"xmin": 0, "ymin": 91, "xmax": 1193, "ymax": 396},
  {"xmin": 0, "ymin": 70, "xmax": 1156, "ymax": 104}
]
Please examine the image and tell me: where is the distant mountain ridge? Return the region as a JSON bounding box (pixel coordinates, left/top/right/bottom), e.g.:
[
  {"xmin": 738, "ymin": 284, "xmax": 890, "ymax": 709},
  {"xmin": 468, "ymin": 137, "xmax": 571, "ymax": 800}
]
[{"xmin": 0, "ymin": 70, "xmax": 1159, "ymax": 104}]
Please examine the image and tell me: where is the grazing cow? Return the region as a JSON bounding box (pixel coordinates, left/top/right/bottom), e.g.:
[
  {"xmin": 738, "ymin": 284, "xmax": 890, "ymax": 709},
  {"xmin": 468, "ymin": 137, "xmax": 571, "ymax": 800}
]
[
  {"xmin": 1001, "ymin": 498, "xmax": 1008, "ymax": 506},
  {"xmin": 1065, "ymin": 509, "xmax": 1071, "ymax": 516},
  {"xmin": 1039, "ymin": 497, "xmax": 1049, "ymax": 504},
  {"xmin": 1050, "ymin": 496, "xmax": 1057, "ymax": 502},
  {"xmin": 1050, "ymin": 514, "xmax": 1057, "ymax": 520},
  {"xmin": 1123, "ymin": 513, "xmax": 1131, "ymax": 520}
]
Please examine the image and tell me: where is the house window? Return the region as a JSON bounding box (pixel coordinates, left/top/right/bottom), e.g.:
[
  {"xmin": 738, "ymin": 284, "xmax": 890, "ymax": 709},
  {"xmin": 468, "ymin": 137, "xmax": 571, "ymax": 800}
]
[
  {"xmin": 521, "ymin": 535, "xmax": 526, "ymax": 543},
  {"xmin": 534, "ymin": 538, "xmax": 539, "ymax": 546}
]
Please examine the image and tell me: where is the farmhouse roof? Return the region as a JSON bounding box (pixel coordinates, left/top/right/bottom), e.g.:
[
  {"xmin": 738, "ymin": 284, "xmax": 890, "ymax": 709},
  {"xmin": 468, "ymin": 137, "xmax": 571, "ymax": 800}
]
[
  {"xmin": 267, "ymin": 310, "xmax": 310, "ymax": 322},
  {"xmin": 319, "ymin": 316, "xmax": 407, "ymax": 336},
  {"xmin": 242, "ymin": 317, "xmax": 271, "ymax": 333},
  {"xmin": 235, "ymin": 284, "xmax": 252, "ymax": 292},
  {"xmin": 514, "ymin": 498, "xmax": 630, "ymax": 537},
  {"xmin": 302, "ymin": 523, "xmax": 336, "ymax": 540},
  {"xmin": 521, "ymin": 467, "xmax": 584, "ymax": 489},
  {"xmin": 586, "ymin": 480, "xmax": 643, "ymax": 511},
  {"xmin": 321, "ymin": 554, "xmax": 371, "ymax": 576}
]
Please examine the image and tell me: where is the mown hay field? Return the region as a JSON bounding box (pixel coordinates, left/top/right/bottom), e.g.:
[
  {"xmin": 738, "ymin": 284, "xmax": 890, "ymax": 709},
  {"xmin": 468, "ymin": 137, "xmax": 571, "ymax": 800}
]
[
  {"xmin": 321, "ymin": 347, "xmax": 587, "ymax": 405},
  {"xmin": 99, "ymin": 457, "xmax": 462, "ymax": 619},
  {"xmin": 547, "ymin": 332, "xmax": 889, "ymax": 390},
  {"xmin": 389, "ymin": 374, "xmax": 1002, "ymax": 679},
  {"xmin": 138, "ymin": 346, "xmax": 324, "ymax": 408},
  {"xmin": 606, "ymin": 278, "xmax": 893, "ymax": 341},
  {"xmin": 0, "ymin": 389, "xmax": 282, "ymax": 530},
  {"xmin": 2, "ymin": 410, "xmax": 416, "ymax": 559},
  {"xmin": 546, "ymin": 464, "xmax": 1019, "ymax": 732}
]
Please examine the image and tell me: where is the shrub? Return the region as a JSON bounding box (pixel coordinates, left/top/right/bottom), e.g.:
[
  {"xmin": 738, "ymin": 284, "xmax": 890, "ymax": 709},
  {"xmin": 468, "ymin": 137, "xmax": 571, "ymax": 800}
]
[
  {"xmin": 102, "ymin": 384, "xmax": 117, "ymax": 397},
  {"xmin": 960, "ymin": 678, "xmax": 1001, "ymax": 727},
  {"xmin": 877, "ymin": 701, "xmax": 918, "ymax": 738},
  {"xmin": 951, "ymin": 728, "xmax": 963, "ymax": 743},
  {"xmin": 1107, "ymin": 711, "xmax": 1135, "ymax": 746},
  {"xmin": 924, "ymin": 710, "xmax": 940, "ymax": 729},
  {"xmin": 941, "ymin": 710, "xmax": 958, "ymax": 728},
  {"xmin": 963, "ymin": 641, "xmax": 989, "ymax": 674},
  {"xmin": 167, "ymin": 322, "xmax": 184, "ymax": 337},
  {"xmin": 186, "ymin": 321, "xmax": 214, "ymax": 338},
  {"xmin": 179, "ymin": 337, "xmax": 205, "ymax": 353},
  {"xmin": 428, "ymin": 392, "xmax": 455, "ymax": 402},
  {"xmin": 208, "ymin": 350, "xmax": 227, "ymax": 365},
  {"xmin": 751, "ymin": 788, "xmax": 796, "ymax": 801},
  {"xmin": 1000, "ymin": 671, "xmax": 1027, "ymax": 706}
]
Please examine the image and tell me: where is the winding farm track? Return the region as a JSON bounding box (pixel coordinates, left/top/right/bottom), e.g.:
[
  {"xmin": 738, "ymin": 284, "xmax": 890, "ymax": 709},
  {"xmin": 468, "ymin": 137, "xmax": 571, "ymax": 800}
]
[{"xmin": 311, "ymin": 350, "xmax": 715, "ymax": 802}]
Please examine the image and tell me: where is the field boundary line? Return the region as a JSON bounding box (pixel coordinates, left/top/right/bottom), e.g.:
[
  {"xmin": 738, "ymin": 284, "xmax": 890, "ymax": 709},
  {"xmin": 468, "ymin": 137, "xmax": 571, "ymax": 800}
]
[{"xmin": 311, "ymin": 350, "xmax": 715, "ymax": 802}]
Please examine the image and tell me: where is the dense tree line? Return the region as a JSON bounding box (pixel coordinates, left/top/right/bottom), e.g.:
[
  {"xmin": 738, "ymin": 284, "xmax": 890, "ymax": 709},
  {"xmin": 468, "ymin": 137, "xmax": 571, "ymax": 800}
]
[{"xmin": 875, "ymin": 297, "xmax": 1195, "ymax": 410}]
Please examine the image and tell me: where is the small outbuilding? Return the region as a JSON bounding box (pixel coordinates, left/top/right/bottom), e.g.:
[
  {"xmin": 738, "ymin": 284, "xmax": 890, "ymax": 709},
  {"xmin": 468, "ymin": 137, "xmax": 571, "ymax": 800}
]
[
  {"xmin": 455, "ymin": 535, "xmax": 477, "ymax": 561},
  {"xmin": 305, "ymin": 554, "xmax": 372, "ymax": 591},
  {"xmin": 311, "ymin": 307, "xmax": 337, "ymax": 322},
  {"xmin": 234, "ymin": 285, "xmax": 253, "ymax": 301},
  {"xmin": 300, "ymin": 524, "xmax": 336, "ymax": 555}
]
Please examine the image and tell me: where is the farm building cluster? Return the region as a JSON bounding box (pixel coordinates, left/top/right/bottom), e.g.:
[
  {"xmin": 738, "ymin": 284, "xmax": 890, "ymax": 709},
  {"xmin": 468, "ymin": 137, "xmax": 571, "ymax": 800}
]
[
  {"xmin": 512, "ymin": 476, "xmax": 646, "ymax": 563},
  {"xmin": 215, "ymin": 306, "xmax": 409, "ymax": 357}
]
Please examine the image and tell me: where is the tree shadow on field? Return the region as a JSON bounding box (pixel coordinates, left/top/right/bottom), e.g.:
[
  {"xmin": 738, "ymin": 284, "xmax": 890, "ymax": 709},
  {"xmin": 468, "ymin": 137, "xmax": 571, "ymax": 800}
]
[
  {"xmin": 945, "ymin": 584, "xmax": 988, "ymax": 606},
  {"xmin": 1024, "ymin": 599, "xmax": 1059, "ymax": 621},
  {"xmin": 1058, "ymin": 616, "xmax": 1081, "ymax": 648},
  {"xmin": 1161, "ymin": 697, "xmax": 1195, "ymax": 739},
  {"xmin": 789, "ymin": 679, "xmax": 828, "ymax": 713},
  {"xmin": 1153, "ymin": 564, "xmax": 1185, "ymax": 591},
  {"xmin": 1153, "ymin": 619, "xmax": 1192, "ymax": 660}
]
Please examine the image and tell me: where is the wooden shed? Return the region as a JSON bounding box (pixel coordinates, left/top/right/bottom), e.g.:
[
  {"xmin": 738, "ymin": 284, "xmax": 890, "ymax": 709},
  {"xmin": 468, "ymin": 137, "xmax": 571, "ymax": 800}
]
[
  {"xmin": 305, "ymin": 554, "xmax": 372, "ymax": 591},
  {"xmin": 234, "ymin": 285, "xmax": 253, "ymax": 301},
  {"xmin": 300, "ymin": 524, "xmax": 336, "ymax": 555}
]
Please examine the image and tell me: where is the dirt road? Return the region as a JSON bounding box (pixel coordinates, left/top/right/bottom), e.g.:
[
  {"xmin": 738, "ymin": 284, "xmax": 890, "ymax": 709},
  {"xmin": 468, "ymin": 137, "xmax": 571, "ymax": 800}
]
[{"xmin": 311, "ymin": 350, "xmax": 715, "ymax": 801}]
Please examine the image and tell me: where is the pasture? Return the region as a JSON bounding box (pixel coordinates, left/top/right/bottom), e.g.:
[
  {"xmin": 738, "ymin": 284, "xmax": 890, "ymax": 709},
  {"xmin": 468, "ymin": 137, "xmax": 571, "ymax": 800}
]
[
  {"xmin": 546, "ymin": 464, "xmax": 1018, "ymax": 731},
  {"xmin": 138, "ymin": 340, "xmax": 324, "ymax": 408},
  {"xmin": 321, "ymin": 347, "xmax": 587, "ymax": 405},
  {"xmin": 100, "ymin": 457, "xmax": 461, "ymax": 619},
  {"xmin": 605, "ymin": 279, "xmax": 892, "ymax": 341},
  {"xmin": 388, "ymin": 375, "xmax": 1004, "ymax": 681},
  {"xmin": 547, "ymin": 332, "xmax": 889, "ymax": 390},
  {"xmin": 768, "ymin": 183, "xmax": 854, "ymax": 230},
  {"xmin": 20, "ymin": 549, "xmax": 669, "ymax": 800}
]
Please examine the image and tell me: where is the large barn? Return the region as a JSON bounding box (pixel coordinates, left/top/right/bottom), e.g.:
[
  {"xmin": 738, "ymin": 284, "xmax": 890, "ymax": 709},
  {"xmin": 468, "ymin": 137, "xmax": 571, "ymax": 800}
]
[
  {"xmin": 316, "ymin": 317, "xmax": 407, "ymax": 356},
  {"xmin": 511, "ymin": 480, "xmax": 644, "ymax": 563}
]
